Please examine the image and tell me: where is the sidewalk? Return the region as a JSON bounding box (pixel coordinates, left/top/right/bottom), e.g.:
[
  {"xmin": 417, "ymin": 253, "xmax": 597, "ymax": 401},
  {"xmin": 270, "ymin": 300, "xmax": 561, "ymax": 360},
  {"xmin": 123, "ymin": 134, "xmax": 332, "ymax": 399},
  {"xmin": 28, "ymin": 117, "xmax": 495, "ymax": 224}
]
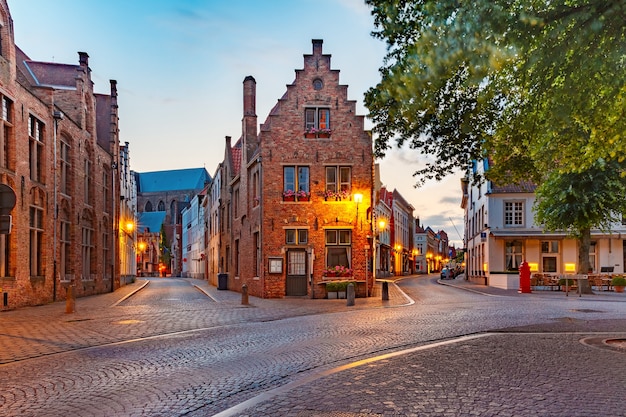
[{"xmin": 437, "ymin": 273, "xmax": 626, "ymax": 301}]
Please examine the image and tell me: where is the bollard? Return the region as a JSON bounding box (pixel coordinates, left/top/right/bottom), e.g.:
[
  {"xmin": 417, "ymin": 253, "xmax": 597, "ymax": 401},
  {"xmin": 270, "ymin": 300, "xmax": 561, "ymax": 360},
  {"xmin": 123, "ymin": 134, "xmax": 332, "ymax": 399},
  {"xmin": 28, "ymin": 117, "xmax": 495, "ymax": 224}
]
[
  {"xmin": 241, "ymin": 284, "xmax": 249, "ymax": 305},
  {"xmin": 382, "ymin": 281, "xmax": 389, "ymax": 301},
  {"xmin": 65, "ymin": 284, "xmax": 75, "ymax": 314},
  {"xmin": 346, "ymin": 283, "xmax": 355, "ymax": 306}
]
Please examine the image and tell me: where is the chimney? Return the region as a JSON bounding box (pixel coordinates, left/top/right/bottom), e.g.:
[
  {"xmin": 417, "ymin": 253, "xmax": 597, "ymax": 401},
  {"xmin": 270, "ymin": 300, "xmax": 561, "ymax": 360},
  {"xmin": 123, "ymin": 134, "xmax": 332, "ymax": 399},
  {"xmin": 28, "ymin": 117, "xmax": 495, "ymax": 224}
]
[
  {"xmin": 78, "ymin": 51, "xmax": 89, "ymax": 68},
  {"xmin": 312, "ymin": 39, "xmax": 323, "ymax": 55},
  {"xmin": 243, "ymin": 76, "xmax": 256, "ymax": 116}
]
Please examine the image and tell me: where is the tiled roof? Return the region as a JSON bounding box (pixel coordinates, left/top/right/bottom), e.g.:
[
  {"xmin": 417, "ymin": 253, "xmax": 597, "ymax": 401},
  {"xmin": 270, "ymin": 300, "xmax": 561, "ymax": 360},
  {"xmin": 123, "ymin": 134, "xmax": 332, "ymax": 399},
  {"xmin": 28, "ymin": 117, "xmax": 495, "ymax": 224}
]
[
  {"xmin": 231, "ymin": 139, "xmax": 242, "ymax": 176},
  {"xmin": 489, "ymin": 181, "xmax": 536, "ymax": 194},
  {"xmin": 17, "ymin": 47, "xmax": 79, "ymax": 88},
  {"xmin": 137, "ymin": 211, "xmax": 167, "ymax": 233},
  {"xmin": 136, "ymin": 168, "xmax": 211, "ymax": 193}
]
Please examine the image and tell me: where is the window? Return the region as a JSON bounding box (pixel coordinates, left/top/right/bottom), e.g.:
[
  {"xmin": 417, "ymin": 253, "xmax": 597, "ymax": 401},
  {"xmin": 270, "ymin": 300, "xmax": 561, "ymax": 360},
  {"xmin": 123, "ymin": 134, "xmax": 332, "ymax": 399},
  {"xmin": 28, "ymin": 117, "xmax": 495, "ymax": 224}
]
[
  {"xmin": 60, "ymin": 217, "xmax": 71, "ymax": 281},
  {"xmin": 0, "ymin": 227, "xmax": 11, "ymax": 277},
  {"xmin": 325, "ymin": 166, "xmax": 351, "ymax": 198},
  {"xmin": 0, "ymin": 95, "xmax": 13, "ymax": 169},
  {"xmin": 29, "ymin": 115, "xmax": 44, "ymax": 183},
  {"xmin": 251, "ymin": 170, "xmax": 260, "ymax": 207},
  {"xmin": 304, "ymin": 107, "xmax": 330, "ymax": 132},
  {"xmin": 505, "ymin": 240, "xmax": 523, "ymax": 271},
  {"xmin": 541, "ymin": 241, "xmax": 559, "ymax": 273},
  {"xmin": 325, "ymin": 229, "xmax": 351, "ymax": 269},
  {"xmin": 504, "ymin": 201, "xmax": 524, "ymax": 226},
  {"xmin": 312, "ymin": 78, "xmax": 323, "ymax": 90},
  {"xmin": 145, "ymin": 201, "xmax": 153, "ymax": 212},
  {"xmin": 60, "ymin": 139, "xmax": 70, "ymax": 194},
  {"xmin": 102, "ymin": 169, "xmax": 110, "ymax": 214},
  {"xmin": 82, "ymin": 224, "xmax": 94, "ymax": 280},
  {"xmin": 588, "ymin": 242, "xmax": 597, "ymax": 273},
  {"xmin": 157, "ymin": 200, "xmax": 165, "ymax": 211},
  {"xmin": 253, "ymin": 232, "xmax": 260, "ymax": 276},
  {"xmin": 30, "ymin": 205, "xmax": 44, "ymax": 277},
  {"xmin": 286, "ymin": 229, "xmax": 308, "ymax": 245},
  {"xmin": 283, "ymin": 166, "xmax": 309, "ymax": 201},
  {"xmin": 84, "ymin": 159, "xmax": 92, "ymax": 205}
]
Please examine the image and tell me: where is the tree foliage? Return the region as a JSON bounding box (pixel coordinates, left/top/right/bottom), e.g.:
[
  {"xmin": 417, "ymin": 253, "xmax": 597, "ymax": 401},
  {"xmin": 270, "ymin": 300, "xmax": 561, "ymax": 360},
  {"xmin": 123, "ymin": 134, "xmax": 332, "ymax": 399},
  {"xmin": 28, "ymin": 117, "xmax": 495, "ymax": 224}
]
[
  {"xmin": 365, "ymin": 0, "xmax": 626, "ymax": 185},
  {"xmin": 366, "ymin": 0, "xmax": 626, "ymax": 278}
]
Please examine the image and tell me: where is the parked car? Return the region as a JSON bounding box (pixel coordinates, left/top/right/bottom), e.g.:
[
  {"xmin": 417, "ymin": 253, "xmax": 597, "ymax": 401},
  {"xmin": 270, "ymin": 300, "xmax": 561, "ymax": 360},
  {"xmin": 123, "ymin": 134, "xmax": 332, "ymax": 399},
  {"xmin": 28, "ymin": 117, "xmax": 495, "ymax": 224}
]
[{"xmin": 440, "ymin": 267, "xmax": 454, "ymax": 279}]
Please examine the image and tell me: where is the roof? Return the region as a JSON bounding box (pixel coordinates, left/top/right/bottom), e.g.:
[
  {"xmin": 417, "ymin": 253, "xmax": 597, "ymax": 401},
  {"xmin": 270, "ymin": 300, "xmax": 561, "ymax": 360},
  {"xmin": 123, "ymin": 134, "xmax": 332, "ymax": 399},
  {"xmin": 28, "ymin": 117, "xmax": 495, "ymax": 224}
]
[
  {"xmin": 136, "ymin": 168, "xmax": 211, "ymax": 193},
  {"xmin": 489, "ymin": 181, "xmax": 536, "ymax": 194},
  {"xmin": 138, "ymin": 211, "xmax": 167, "ymax": 233},
  {"xmin": 16, "ymin": 45, "xmax": 79, "ymax": 89}
]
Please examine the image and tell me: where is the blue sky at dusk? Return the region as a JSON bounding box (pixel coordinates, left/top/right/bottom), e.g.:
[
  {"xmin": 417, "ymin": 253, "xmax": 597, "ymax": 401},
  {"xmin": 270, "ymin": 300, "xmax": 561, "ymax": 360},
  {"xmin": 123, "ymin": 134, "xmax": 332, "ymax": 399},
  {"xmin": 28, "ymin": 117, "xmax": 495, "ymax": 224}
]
[{"xmin": 9, "ymin": 0, "xmax": 464, "ymax": 245}]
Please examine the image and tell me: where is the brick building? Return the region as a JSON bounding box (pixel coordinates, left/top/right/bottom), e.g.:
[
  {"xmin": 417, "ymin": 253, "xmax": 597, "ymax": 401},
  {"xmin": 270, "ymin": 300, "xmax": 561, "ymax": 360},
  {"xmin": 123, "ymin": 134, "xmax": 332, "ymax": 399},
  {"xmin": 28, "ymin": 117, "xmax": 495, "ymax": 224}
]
[
  {"xmin": 220, "ymin": 39, "xmax": 374, "ymax": 298},
  {"xmin": 0, "ymin": 0, "xmax": 123, "ymax": 308}
]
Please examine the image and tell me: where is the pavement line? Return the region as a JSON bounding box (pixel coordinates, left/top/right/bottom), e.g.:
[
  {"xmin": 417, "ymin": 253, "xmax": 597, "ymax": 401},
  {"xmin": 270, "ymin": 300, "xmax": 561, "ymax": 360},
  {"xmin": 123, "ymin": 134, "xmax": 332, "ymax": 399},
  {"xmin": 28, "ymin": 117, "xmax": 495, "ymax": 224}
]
[{"xmin": 211, "ymin": 333, "xmax": 493, "ymax": 417}]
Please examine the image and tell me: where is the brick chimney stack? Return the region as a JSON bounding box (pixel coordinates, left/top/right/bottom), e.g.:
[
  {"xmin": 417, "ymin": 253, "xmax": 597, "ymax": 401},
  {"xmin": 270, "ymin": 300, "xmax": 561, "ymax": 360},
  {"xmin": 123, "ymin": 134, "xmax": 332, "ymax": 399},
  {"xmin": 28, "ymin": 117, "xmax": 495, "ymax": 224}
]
[
  {"xmin": 312, "ymin": 39, "xmax": 323, "ymax": 55},
  {"xmin": 242, "ymin": 76, "xmax": 258, "ymax": 162},
  {"xmin": 243, "ymin": 75, "xmax": 256, "ymax": 116}
]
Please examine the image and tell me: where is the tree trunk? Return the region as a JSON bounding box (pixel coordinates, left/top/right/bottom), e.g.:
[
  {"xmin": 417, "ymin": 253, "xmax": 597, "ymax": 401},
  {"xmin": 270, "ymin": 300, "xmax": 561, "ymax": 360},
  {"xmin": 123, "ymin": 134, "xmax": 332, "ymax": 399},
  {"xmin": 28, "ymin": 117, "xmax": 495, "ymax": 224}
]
[{"xmin": 577, "ymin": 228, "xmax": 594, "ymax": 294}]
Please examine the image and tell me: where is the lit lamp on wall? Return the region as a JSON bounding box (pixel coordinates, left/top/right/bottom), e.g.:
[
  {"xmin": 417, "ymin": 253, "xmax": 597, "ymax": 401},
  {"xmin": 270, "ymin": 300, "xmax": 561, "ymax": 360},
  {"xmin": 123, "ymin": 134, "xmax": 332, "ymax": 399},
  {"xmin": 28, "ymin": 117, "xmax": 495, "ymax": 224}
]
[{"xmin": 564, "ymin": 263, "xmax": 576, "ymax": 273}]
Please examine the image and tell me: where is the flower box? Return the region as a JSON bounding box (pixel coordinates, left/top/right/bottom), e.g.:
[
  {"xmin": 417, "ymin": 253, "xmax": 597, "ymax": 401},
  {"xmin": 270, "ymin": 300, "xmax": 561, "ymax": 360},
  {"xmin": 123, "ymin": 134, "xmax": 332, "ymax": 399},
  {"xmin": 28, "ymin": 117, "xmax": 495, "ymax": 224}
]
[
  {"xmin": 283, "ymin": 195, "xmax": 295, "ymax": 202},
  {"xmin": 304, "ymin": 133, "xmax": 316, "ymax": 139}
]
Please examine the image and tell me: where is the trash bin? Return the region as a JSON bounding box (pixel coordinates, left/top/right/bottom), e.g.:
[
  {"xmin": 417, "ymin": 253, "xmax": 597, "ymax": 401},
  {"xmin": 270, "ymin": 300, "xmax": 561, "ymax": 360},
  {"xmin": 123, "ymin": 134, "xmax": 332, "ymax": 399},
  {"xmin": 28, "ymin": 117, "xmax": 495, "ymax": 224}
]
[{"xmin": 218, "ymin": 273, "xmax": 228, "ymax": 290}]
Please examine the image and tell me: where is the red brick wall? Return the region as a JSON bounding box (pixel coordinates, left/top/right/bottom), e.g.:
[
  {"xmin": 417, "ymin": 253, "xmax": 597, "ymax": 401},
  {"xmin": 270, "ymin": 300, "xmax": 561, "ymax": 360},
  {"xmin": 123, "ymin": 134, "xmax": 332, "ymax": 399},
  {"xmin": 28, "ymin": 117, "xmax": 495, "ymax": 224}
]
[{"xmin": 233, "ymin": 40, "xmax": 373, "ymax": 299}]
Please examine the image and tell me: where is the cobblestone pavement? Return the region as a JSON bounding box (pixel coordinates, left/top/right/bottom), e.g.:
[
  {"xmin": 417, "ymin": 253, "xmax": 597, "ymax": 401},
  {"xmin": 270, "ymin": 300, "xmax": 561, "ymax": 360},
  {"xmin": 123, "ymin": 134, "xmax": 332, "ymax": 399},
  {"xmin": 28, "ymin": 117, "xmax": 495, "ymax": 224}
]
[{"xmin": 0, "ymin": 275, "xmax": 624, "ymax": 417}]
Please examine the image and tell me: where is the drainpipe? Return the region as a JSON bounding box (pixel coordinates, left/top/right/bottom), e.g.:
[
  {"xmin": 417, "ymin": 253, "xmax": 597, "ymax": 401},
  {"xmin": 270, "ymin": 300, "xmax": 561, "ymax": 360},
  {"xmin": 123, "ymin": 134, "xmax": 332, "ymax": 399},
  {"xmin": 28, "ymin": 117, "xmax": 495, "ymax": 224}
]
[{"xmin": 52, "ymin": 108, "xmax": 64, "ymax": 301}]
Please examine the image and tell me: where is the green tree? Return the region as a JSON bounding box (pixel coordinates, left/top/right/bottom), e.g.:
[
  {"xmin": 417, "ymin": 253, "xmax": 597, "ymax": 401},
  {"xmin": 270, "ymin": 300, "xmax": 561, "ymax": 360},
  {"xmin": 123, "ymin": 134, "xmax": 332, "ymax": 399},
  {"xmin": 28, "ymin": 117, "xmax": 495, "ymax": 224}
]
[
  {"xmin": 535, "ymin": 160, "xmax": 626, "ymax": 280},
  {"xmin": 365, "ymin": 0, "xmax": 626, "ymax": 280},
  {"xmin": 365, "ymin": 0, "xmax": 625, "ymax": 183},
  {"xmin": 159, "ymin": 224, "xmax": 171, "ymax": 273}
]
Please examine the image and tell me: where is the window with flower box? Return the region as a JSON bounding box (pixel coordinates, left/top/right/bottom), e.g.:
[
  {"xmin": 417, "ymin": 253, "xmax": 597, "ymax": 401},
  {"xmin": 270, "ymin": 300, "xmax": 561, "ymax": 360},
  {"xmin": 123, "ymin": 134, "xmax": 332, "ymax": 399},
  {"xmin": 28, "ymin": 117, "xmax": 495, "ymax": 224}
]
[
  {"xmin": 283, "ymin": 166, "xmax": 310, "ymax": 201},
  {"xmin": 325, "ymin": 229, "xmax": 351, "ymax": 276},
  {"xmin": 325, "ymin": 166, "xmax": 351, "ymax": 200},
  {"xmin": 304, "ymin": 107, "xmax": 331, "ymax": 137}
]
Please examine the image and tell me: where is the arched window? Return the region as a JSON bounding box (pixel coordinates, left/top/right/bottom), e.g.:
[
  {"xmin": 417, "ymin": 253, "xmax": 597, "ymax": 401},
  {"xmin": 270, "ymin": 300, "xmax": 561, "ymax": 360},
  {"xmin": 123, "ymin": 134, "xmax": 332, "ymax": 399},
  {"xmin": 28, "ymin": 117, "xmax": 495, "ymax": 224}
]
[
  {"xmin": 145, "ymin": 201, "xmax": 153, "ymax": 212},
  {"xmin": 158, "ymin": 200, "xmax": 165, "ymax": 211}
]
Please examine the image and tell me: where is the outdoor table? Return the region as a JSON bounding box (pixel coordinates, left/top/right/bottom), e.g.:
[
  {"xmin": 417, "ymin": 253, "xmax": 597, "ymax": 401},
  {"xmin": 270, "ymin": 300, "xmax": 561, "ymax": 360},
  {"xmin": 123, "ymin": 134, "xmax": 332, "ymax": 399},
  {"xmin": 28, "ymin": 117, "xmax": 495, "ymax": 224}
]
[{"xmin": 564, "ymin": 274, "xmax": 587, "ymax": 297}]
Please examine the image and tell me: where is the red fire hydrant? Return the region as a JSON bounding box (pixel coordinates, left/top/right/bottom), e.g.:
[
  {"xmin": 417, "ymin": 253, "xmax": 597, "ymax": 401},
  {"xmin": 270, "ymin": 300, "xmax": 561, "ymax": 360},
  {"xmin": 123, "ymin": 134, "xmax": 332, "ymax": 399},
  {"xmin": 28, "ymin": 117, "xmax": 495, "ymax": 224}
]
[{"xmin": 518, "ymin": 261, "xmax": 532, "ymax": 293}]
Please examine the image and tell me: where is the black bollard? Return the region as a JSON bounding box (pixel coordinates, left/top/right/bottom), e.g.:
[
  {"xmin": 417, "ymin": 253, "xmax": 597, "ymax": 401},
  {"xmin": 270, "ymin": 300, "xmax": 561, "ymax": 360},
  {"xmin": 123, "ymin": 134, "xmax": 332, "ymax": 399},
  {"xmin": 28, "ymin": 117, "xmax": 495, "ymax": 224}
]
[
  {"xmin": 346, "ymin": 283, "xmax": 355, "ymax": 306},
  {"xmin": 382, "ymin": 281, "xmax": 389, "ymax": 301}
]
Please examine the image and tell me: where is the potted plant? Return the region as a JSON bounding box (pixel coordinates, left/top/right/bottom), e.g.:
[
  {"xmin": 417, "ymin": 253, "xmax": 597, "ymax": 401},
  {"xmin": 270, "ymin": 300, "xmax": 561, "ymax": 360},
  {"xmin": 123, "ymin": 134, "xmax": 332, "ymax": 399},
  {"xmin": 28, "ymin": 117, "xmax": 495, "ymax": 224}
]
[
  {"xmin": 336, "ymin": 281, "xmax": 349, "ymax": 299},
  {"xmin": 282, "ymin": 189, "xmax": 296, "ymax": 201},
  {"xmin": 296, "ymin": 189, "xmax": 310, "ymax": 201},
  {"xmin": 326, "ymin": 281, "xmax": 341, "ymax": 299},
  {"xmin": 611, "ymin": 275, "xmax": 626, "ymax": 292},
  {"xmin": 324, "ymin": 265, "xmax": 352, "ymax": 277}
]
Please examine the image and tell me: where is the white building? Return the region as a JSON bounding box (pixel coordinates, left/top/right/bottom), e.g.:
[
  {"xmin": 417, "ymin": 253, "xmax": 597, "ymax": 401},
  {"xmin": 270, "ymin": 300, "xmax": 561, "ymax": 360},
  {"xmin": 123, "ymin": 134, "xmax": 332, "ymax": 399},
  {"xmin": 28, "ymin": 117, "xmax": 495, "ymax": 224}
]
[
  {"xmin": 181, "ymin": 191, "xmax": 206, "ymax": 279},
  {"xmin": 462, "ymin": 159, "xmax": 626, "ymax": 289}
]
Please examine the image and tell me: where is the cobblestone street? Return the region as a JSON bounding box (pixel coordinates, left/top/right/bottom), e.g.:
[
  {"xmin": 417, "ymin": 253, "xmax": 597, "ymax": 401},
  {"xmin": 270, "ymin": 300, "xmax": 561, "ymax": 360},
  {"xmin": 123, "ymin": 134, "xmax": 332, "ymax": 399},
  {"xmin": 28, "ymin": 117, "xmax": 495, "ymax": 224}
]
[{"xmin": 1, "ymin": 275, "xmax": 625, "ymax": 416}]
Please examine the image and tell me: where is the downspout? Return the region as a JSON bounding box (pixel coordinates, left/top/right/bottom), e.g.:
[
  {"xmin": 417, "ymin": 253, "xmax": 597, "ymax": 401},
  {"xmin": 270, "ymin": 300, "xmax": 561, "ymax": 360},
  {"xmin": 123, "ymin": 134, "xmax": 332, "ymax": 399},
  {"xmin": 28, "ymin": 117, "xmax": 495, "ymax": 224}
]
[{"xmin": 52, "ymin": 107, "xmax": 63, "ymax": 301}]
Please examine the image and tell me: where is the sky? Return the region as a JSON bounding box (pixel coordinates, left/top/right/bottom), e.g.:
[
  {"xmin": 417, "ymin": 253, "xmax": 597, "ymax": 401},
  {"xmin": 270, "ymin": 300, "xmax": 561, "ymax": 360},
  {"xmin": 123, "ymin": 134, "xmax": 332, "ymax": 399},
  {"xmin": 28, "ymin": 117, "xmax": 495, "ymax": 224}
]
[{"xmin": 9, "ymin": 0, "xmax": 465, "ymax": 247}]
